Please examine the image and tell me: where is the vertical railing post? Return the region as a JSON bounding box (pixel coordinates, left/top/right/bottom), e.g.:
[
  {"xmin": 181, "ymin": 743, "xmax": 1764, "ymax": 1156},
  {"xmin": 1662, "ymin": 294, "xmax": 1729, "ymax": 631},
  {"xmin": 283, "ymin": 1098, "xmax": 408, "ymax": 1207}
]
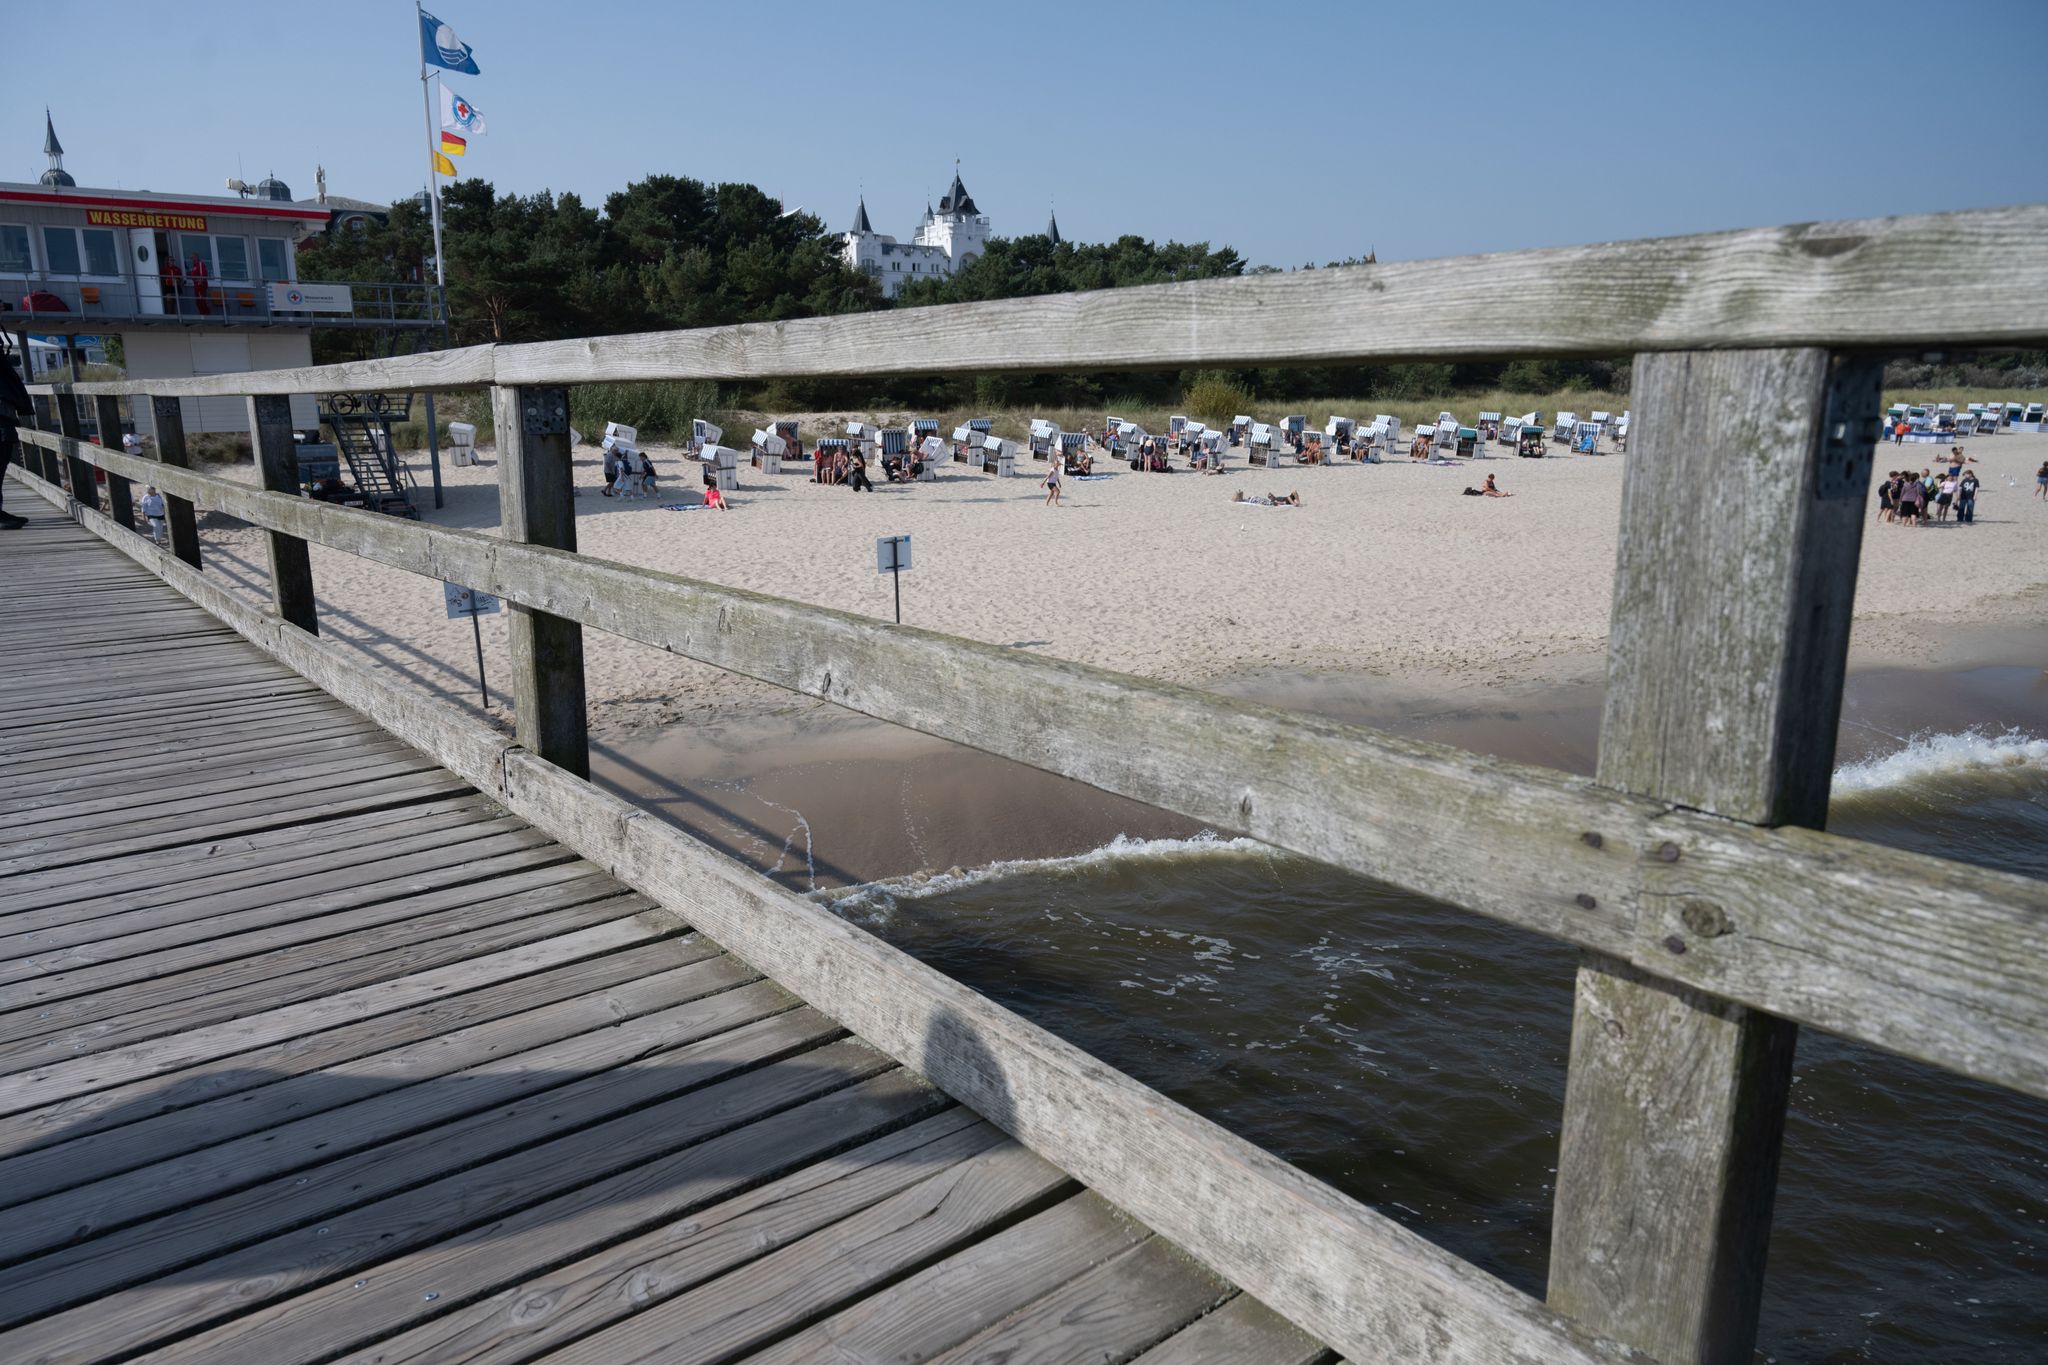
[
  {"xmin": 94, "ymin": 395, "xmax": 134, "ymax": 530},
  {"xmin": 150, "ymin": 396, "xmax": 203, "ymax": 568},
  {"xmin": 56, "ymin": 393, "xmax": 97, "ymax": 511},
  {"xmin": 247, "ymin": 394, "xmax": 318, "ymax": 634},
  {"xmin": 492, "ymin": 383, "xmax": 589, "ymax": 777},
  {"xmin": 1547, "ymin": 348, "xmax": 1881, "ymax": 1362}
]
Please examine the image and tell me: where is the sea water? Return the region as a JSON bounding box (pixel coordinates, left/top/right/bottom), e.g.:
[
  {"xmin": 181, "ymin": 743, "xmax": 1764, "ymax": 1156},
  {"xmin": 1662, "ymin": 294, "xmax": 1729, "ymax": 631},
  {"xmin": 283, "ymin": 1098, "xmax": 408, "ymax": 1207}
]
[{"xmin": 810, "ymin": 719, "xmax": 2048, "ymax": 1361}]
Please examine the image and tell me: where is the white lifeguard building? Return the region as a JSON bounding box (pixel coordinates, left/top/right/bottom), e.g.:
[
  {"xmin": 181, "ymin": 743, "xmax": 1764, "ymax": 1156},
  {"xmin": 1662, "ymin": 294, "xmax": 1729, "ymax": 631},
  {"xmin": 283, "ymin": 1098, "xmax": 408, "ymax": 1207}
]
[{"xmin": 841, "ymin": 167, "xmax": 991, "ymax": 299}]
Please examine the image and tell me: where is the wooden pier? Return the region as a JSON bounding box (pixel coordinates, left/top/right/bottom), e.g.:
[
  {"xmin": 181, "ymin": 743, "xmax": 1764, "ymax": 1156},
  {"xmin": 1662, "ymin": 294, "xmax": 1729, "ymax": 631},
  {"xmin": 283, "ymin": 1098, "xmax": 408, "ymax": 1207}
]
[
  {"xmin": 5, "ymin": 202, "xmax": 2047, "ymax": 1363},
  {"xmin": 0, "ymin": 513, "xmax": 1323, "ymax": 1364}
]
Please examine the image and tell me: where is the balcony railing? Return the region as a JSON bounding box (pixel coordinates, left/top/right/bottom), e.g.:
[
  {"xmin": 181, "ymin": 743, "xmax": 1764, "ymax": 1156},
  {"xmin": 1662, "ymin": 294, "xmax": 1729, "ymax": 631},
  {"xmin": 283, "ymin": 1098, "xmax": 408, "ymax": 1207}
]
[{"xmin": 0, "ymin": 266, "xmax": 444, "ymax": 331}]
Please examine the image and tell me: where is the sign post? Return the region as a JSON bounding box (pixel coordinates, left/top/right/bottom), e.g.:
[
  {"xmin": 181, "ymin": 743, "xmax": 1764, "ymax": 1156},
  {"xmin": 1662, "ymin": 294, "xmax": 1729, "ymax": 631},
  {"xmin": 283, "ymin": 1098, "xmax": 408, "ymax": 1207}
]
[
  {"xmin": 443, "ymin": 582, "xmax": 503, "ymax": 706},
  {"xmin": 875, "ymin": 534, "xmax": 911, "ymax": 624}
]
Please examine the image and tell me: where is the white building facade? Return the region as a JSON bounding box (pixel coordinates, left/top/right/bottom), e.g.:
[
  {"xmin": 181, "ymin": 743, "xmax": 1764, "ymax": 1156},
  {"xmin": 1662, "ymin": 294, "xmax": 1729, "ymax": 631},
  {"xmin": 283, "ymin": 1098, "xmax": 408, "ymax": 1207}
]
[{"xmin": 840, "ymin": 170, "xmax": 989, "ymax": 299}]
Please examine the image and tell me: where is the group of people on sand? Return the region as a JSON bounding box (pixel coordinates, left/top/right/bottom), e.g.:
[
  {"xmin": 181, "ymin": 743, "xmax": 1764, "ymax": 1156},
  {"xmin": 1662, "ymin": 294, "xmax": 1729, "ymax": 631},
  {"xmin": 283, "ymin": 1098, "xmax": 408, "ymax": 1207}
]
[
  {"xmin": 600, "ymin": 446, "xmax": 659, "ymax": 499},
  {"xmin": 1877, "ymin": 448, "xmax": 1978, "ymax": 526}
]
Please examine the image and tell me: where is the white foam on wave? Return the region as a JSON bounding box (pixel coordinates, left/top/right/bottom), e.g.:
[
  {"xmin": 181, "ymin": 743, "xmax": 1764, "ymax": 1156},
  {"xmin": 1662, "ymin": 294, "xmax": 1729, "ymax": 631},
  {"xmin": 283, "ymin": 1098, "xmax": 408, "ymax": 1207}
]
[
  {"xmin": 813, "ymin": 831, "xmax": 1268, "ymax": 921},
  {"xmin": 1831, "ymin": 728, "xmax": 2048, "ymax": 798}
]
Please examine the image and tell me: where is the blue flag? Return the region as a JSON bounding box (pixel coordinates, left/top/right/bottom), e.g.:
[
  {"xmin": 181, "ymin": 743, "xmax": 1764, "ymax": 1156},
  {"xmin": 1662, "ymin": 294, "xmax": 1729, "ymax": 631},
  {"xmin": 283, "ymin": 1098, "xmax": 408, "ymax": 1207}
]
[{"xmin": 420, "ymin": 10, "xmax": 481, "ymax": 75}]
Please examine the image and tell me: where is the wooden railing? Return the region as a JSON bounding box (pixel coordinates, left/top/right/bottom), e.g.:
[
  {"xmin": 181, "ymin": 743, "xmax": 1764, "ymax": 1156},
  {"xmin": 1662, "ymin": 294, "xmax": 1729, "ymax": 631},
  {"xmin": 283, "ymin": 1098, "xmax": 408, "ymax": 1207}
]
[{"xmin": 13, "ymin": 201, "xmax": 2048, "ymax": 1365}]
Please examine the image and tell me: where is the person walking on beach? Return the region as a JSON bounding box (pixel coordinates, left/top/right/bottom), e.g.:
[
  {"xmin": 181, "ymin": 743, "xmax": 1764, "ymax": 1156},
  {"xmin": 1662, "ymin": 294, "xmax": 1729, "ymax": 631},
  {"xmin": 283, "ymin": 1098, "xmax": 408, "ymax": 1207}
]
[
  {"xmin": 1043, "ymin": 457, "xmax": 1062, "ymax": 506},
  {"xmin": 139, "ymin": 485, "xmax": 168, "ymax": 545},
  {"xmin": 600, "ymin": 445, "xmax": 619, "ymax": 497},
  {"xmin": 847, "ymin": 453, "xmax": 873, "ymax": 492},
  {"xmin": 2036, "ymin": 460, "xmax": 2048, "ymax": 500}
]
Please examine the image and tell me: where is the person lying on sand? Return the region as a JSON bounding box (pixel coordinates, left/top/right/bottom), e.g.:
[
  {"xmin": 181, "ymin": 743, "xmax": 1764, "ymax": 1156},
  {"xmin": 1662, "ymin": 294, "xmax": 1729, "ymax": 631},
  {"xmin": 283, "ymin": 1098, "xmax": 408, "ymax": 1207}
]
[{"xmin": 1233, "ymin": 489, "xmax": 1302, "ymax": 507}]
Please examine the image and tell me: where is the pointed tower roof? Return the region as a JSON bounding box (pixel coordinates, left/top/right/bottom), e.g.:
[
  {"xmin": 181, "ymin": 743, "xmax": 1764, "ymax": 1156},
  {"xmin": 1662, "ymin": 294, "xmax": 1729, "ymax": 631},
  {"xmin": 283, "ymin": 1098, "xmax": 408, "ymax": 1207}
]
[
  {"xmin": 938, "ymin": 167, "xmax": 977, "ymax": 217},
  {"xmin": 39, "ymin": 110, "xmax": 73, "ymax": 188},
  {"xmin": 1045, "ymin": 210, "xmax": 1063, "ymax": 245},
  {"xmin": 851, "ymin": 196, "xmax": 873, "ymax": 235}
]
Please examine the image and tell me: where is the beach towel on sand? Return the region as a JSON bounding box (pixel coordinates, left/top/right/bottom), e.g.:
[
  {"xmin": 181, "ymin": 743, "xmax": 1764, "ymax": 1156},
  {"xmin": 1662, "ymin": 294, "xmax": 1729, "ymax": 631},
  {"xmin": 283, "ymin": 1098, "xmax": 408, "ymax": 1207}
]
[{"xmin": 662, "ymin": 503, "xmax": 707, "ymax": 512}]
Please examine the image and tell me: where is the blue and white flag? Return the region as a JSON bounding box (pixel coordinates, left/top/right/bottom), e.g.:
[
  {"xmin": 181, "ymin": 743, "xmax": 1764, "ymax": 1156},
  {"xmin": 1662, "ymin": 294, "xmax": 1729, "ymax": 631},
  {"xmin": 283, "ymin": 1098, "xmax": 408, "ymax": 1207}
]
[
  {"xmin": 420, "ymin": 10, "xmax": 481, "ymax": 75},
  {"xmin": 440, "ymin": 85, "xmax": 488, "ymax": 138}
]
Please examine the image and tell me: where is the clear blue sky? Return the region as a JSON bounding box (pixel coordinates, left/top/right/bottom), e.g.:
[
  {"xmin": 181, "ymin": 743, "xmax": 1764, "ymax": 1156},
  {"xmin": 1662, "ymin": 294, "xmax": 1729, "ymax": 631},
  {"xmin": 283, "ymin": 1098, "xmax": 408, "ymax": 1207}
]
[{"xmin": 13, "ymin": 0, "xmax": 2046, "ymax": 266}]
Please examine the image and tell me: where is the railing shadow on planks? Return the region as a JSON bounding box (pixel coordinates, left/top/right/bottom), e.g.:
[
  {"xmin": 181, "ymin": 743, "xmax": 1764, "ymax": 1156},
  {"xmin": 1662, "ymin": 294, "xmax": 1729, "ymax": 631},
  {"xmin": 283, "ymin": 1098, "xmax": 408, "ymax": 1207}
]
[{"xmin": 13, "ymin": 202, "xmax": 2048, "ymax": 1365}]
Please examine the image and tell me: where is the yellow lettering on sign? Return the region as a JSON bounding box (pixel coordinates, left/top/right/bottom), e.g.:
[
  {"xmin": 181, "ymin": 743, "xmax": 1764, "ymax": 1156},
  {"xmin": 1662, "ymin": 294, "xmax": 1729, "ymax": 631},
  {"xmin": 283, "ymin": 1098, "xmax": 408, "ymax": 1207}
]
[{"xmin": 84, "ymin": 210, "xmax": 208, "ymax": 232}]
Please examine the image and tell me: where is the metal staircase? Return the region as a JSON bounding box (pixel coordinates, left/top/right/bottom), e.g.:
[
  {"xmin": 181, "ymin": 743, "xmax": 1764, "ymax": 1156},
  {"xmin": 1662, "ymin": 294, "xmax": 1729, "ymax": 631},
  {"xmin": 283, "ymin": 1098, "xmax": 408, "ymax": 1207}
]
[{"xmin": 319, "ymin": 392, "xmax": 419, "ymax": 519}]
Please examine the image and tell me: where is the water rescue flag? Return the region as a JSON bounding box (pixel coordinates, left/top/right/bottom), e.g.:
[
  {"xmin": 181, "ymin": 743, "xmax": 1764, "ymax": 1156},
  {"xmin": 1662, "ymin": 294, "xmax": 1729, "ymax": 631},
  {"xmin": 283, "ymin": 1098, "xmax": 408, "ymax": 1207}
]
[
  {"xmin": 440, "ymin": 132, "xmax": 467, "ymax": 157},
  {"xmin": 435, "ymin": 151, "xmax": 458, "ymax": 177},
  {"xmin": 440, "ymin": 85, "xmax": 487, "ymax": 138},
  {"xmin": 420, "ymin": 10, "xmax": 481, "ymax": 75}
]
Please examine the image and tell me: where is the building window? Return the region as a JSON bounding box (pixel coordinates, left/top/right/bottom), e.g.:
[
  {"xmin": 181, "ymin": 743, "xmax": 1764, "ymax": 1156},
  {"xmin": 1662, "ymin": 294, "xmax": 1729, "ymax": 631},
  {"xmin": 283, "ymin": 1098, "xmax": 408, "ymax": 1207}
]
[
  {"xmin": 82, "ymin": 228, "xmax": 119, "ymax": 276},
  {"xmin": 258, "ymin": 238, "xmax": 288, "ymax": 282},
  {"xmin": 215, "ymin": 236, "xmax": 250, "ymax": 281},
  {"xmin": 0, "ymin": 225, "xmax": 28, "ymax": 272},
  {"xmin": 42, "ymin": 226, "xmax": 81, "ymax": 275}
]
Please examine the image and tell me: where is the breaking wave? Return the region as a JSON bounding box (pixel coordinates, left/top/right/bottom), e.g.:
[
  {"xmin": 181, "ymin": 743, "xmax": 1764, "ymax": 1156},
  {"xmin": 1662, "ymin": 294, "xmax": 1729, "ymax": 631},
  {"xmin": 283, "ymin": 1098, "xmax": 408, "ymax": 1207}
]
[{"xmin": 1831, "ymin": 728, "xmax": 2048, "ymax": 799}]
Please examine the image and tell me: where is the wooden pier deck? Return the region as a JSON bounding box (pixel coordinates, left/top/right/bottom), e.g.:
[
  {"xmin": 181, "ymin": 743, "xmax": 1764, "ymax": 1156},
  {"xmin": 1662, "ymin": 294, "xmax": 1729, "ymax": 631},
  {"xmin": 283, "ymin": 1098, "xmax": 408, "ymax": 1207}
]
[{"xmin": 0, "ymin": 508, "xmax": 1326, "ymax": 1365}]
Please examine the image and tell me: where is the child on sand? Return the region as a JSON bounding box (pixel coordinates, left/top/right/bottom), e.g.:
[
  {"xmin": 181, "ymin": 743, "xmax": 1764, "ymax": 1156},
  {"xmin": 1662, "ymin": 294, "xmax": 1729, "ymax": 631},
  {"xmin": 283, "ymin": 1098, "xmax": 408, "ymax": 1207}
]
[
  {"xmin": 1044, "ymin": 460, "xmax": 1062, "ymax": 506},
  {"xmin": 140, "ymin": 486, "xmax": 168, "ymax": 544},
  {"xmin": 703, "ymin": 483, "xmax": 729, "ymax": 511}
]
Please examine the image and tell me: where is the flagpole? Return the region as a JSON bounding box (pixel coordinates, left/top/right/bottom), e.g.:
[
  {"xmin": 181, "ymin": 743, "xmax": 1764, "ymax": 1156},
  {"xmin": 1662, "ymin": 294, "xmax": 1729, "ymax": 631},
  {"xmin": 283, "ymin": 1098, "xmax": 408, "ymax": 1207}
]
[{"xmin": 417, "ymin": 1, "xmax": 447, "ymax": 509}]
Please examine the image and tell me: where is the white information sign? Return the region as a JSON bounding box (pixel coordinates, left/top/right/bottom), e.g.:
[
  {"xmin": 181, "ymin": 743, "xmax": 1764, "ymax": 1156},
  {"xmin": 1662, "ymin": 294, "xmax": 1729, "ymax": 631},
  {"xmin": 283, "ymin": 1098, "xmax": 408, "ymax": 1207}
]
[
  {"xmin": 443, "ymin": 582, "xmax": 503, "ymax": 619},
  {"xmin": 269, "ymin": 281, "xmax": 356, "ymax": 313},
  {"xmin": 875, "ymin": 535, "xmax": 912, "ymax": 574}
]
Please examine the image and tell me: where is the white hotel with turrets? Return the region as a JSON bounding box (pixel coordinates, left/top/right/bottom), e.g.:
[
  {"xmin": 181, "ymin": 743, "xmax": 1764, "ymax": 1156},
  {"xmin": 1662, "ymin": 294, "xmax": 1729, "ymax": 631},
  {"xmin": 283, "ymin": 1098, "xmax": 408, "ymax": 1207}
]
[{"xmin": 840, "ymin": 167, "xmax": 997, "ymax": 300}]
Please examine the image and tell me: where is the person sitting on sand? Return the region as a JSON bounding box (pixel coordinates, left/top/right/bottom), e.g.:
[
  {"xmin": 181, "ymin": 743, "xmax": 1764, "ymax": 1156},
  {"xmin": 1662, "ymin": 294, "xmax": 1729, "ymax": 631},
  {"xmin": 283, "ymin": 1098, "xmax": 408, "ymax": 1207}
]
[
  {"xmin": 1482, "ymin": 473, "xmax": 1512, "ymax": 498},
  {"xmin": 1409, "ymin": 432, "xmax": 1431, "ymax": 461},
  {"xmin": 847, "ymin": 453, "xmax": 874, "ymax": 493},
  {"xmin": 1232, "ymin": 489, "xmax": 1301, "ymax": 507},
  {"xmin": 703, "ymin": 483, "xmax": 729, "ymax": 510}
]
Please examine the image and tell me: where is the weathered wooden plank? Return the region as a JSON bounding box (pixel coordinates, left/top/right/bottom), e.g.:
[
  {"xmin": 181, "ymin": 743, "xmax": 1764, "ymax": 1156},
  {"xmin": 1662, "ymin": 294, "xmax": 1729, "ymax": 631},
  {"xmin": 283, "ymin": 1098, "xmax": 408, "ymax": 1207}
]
[
  {"xmin": 0, "ymin": 945, "xmax": 732, "ymax": 1208},
  {"xmin": 56, "ymin": 393, "xmax": 97, "ymax": 513},
  {"xmin": 496, "ymin": 205, "xmax": 2048, "ymax": 380},
  {"xmin": 0, "ymin": 792, "xmax": 495, "ymax": 916},
  {"xmin": 928, "ymin": 1235, "xmax": 1234, "ymax": 1365},
  {"xmin": 0, "ymin": 820, "xmax": 545, "ymax": 960},
  {"xmin": 0, "ymin": 935, "xmax": 708, "ymax": 1172},
  {"xmin": 248, "ymin": 393, "xmax": 317, "ymax": 633},
  {"xmin": 317, "ymin": 1107, "xmax": 995, "ymax": 1365},
  {"xmin": 0, "ymin": 838, "xmax": 573, "ymax": 1004},
  {"xmin": 0, "ymin": 722, "xmax": 398, "ymax": 809},
  {"xmin": 0, "ymin": 1026, "xmax": 880, "ymax": 1352},
  {"xmin": 184, "ymin": 1084, "xmax": 975, "ymax": 1365},
  {"xmin": 0, "ymin": 914, "xmax": 685, "ymax": 1116},
  {"xmin": 0, "ymin": 767, "xmax": 466, "ymax": 877},
  {"xmin": 528, "ymin": 1126, "xmax": 1071, "ymax": 1365},
  {"xmin": 1546, "ymin": 349, "xmax": 1880, "ymax": 1364},
  {"xmin": 734, "ymin": 1194, "xmax": 1150, "ymax": 1365},
  {"xmin": 1129, "ymin": 1293, "xmax": 1334, "ymax": 1365},
  {"xmin": 35, "ymin": 443, "xmax": 2048, "ymax": 1101},
  {"xmin": 492, "ymin": 383, "xmax": 588, "ymax": 777},
  {"xmin": 28, "ymin": 342, "xmax": 497, "ymax": 398},
  {"xmin": 0, "ymin": 968, "xmax": 783, "ymax": 1265},
  {"xmin": 94, "ymin": 395, "xmax": 134, "ymax": 531},
  {"xmin": 0, "ymin": 874, "xmax": 639, "ymax": 1065},
  {"xmin": 149, "ymin": 395, "xmax": 202, "ymax": 567}
]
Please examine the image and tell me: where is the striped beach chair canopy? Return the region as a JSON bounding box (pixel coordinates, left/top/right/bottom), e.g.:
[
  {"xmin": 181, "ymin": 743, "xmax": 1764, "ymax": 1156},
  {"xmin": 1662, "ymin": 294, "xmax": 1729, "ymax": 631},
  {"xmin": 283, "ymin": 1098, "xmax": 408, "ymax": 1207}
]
[
  {"xmin": 968, "ymin": 418, "xmax": 994, "ymax": 433},
  {"xmin": 910, "ymin": 418, "xmax": 939, "ymax": 434}
]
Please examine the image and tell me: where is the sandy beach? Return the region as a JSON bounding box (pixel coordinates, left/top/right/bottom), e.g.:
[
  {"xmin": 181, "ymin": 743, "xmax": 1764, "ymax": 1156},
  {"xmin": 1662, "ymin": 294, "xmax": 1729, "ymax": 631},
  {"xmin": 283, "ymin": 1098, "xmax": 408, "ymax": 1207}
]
[{"xmin": 180, "ymin": 426, "xmax": 2048, "ymax": 740}]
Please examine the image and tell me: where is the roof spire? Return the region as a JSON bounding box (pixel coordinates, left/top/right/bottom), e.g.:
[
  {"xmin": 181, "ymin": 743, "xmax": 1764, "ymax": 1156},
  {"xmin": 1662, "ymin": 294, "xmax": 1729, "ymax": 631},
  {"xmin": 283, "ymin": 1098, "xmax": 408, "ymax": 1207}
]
[
  {"xmin": 851, "ymin": 194, "xmax": 873, "ymax": 235},
  {"xmin": 39, "ymin": 109, "xmax": 74, "ymax": 188},
  {"xmin": 1046, "ymin": 206, "xmax": 1062, "ymax": 246}
]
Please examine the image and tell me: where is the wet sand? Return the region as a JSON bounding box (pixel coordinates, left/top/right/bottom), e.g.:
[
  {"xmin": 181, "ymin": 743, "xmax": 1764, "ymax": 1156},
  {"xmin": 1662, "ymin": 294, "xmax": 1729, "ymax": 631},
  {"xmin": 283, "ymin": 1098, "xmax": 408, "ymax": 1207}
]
[{"xmin": 592, "ymin": 646, "xmax": 2048, "ymax": 894}]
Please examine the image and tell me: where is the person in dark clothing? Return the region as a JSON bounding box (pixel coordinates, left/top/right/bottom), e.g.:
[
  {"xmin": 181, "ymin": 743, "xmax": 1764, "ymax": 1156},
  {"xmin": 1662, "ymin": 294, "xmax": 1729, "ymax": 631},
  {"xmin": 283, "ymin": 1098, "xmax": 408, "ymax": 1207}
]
[
  {"xmin": 0, "ymin": 337, "xmax": 33, "ymax": 529},
  {"xmin": 847, "ymin": 454, "xmax": 874, "ymax": 492}
]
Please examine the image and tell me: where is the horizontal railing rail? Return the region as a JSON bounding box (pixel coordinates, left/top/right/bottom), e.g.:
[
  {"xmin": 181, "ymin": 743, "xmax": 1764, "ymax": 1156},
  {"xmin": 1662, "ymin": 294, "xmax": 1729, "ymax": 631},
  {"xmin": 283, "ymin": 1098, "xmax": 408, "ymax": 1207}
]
[
  {"xmin": 3, "ymin": 268, "xmax": 444, "ymax": 330},
  {"xmin": 24, "ymin": 425, "xmax": 2048, "ymax": 1101},
  {"xmin": 12, "ymin": 201, "xmax": 2047, "ymax": 1365},
  {"xmin": 19, "ymin": 203, "xmax": 2048, "ymax": 400}
]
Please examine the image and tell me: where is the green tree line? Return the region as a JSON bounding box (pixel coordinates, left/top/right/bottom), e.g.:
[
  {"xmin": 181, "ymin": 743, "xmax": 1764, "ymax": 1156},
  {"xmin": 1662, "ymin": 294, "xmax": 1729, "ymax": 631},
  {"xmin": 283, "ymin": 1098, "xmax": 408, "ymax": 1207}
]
[{"xmin": 298, "ymin": 172, "xmax": 1644, "ymax": 408}]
